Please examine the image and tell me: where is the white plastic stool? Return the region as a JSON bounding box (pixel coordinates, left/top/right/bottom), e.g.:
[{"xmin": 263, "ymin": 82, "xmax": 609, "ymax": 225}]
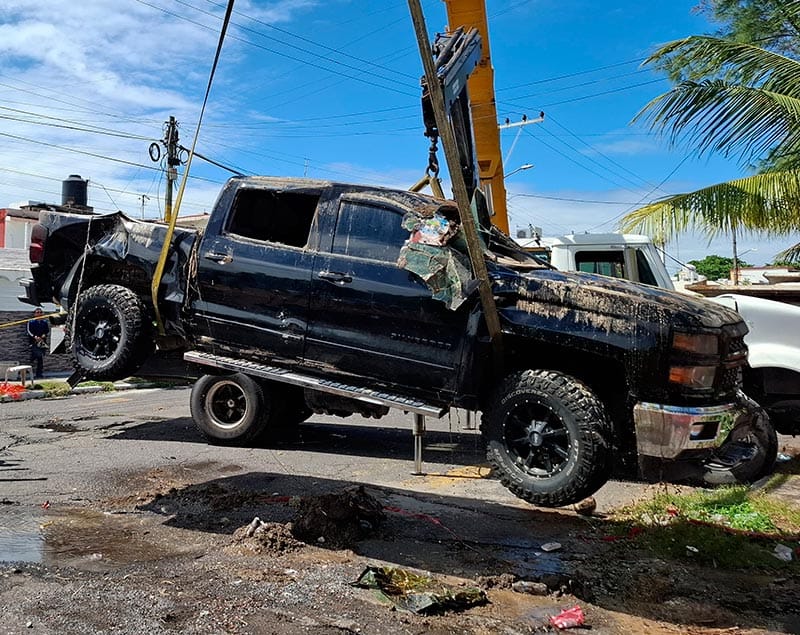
[{"xmin": 4, "ymin": 365, "xmax": 34, "ymax": 387}]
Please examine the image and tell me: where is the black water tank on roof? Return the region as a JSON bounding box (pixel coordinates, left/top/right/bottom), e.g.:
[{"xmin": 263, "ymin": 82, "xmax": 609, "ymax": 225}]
[{"xmin": 62, "ymin": 174, "xmax": 88, "ymax": 207}]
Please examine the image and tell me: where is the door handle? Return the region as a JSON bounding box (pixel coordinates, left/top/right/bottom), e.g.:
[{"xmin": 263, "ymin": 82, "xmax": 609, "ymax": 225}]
[
  {"xmin": 318, "ymin": 270, "xmax": 353, "ymax": 284},
  {"xmin": 203, "ymin": 251, "xmax": 233, "ymax": 264}
]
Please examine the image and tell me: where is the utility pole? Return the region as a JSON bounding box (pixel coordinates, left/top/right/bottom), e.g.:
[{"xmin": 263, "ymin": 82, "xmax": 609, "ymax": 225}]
[
  {"xmin": 408, "ymin": 0, "xmax": 503, "ymax": 355},
  {"xmin": 148, "ymin": 116, "xmax": 180, "ymax": 223},
  {"xmin": 139, "ymin": 194, "xmax": 150, "ymax": 219},
  {"xmin": 164, "ymin": 116, "xmax": 180, "ymax": 224}
]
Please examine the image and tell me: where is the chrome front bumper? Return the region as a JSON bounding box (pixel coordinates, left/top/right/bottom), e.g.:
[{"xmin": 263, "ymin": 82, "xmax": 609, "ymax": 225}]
[{"xmin": 633, "ymin": 400, "xmax": 748, "ymax": 459}]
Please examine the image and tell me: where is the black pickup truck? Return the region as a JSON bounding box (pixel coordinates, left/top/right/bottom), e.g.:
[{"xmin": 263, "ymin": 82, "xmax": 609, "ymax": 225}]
[{"xmin": 21, "ymin": 176, "xmax": 777, "ymax": 507}]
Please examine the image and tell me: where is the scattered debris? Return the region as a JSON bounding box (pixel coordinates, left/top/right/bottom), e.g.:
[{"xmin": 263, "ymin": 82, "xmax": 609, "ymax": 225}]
[
  {"xmin": 291, "ymin": 485, "xmax": 384, "ymax": 548},
  {"xmin": 511, "ymin": 580, "xmax": 549, "ymax": 596},
  {"xmin": 773, "ymin": 544, "xmax": 794, "ymax": 562},
  {"xmin": 476, "ymin": 573, "xmax": 516, "ymax": 590},
  {"xmin": 572, "ymin": 496, "xmax": 597, "ymax": 516},
  {"xmin": 230, "ymin": 518, "xmax": 302, "ymax": 556},
  {"xmin": 352, "ymin": 566, "xmax": 487, "ymax": 614},
  {"xmin": 541, "ymin": 541, "xmax": 562, "ymax": 552},
  {"xmin": 549, "ymin": 605, "xmax": 586, "ymax": 630}
]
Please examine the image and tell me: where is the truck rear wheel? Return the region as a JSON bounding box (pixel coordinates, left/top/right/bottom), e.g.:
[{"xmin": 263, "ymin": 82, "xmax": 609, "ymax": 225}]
[
  {"xmin": 190, "ymin": 373, "xmax": 268, "ymax": 445},
  {"xmin": 67, "ymin": 284, "xmax": 152, "ymax": 381},
  {"xmin": 482, "ymin": 370, "xmax": 614, "ymax": 508}
]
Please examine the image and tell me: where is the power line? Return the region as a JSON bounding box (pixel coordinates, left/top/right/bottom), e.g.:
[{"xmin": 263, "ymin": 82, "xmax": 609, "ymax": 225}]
[{"xmin": 133, "ymin": 0, "xmax": 418, "ymax": 99}]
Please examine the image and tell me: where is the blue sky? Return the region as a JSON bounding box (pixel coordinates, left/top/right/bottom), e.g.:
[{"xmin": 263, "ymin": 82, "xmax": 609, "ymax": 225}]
[{"xmin": 0, "ymin": 0, "xmax": 791, "ymax": 267}]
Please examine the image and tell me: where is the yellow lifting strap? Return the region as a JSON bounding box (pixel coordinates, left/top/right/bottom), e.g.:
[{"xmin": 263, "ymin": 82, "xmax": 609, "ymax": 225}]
[{"xmin": 150, "ymin": 0, "xmax": 236, "ymax": 335}]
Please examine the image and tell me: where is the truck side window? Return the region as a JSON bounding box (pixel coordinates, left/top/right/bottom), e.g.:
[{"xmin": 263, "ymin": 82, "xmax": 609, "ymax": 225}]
[
  {"xmin": 226, "ymin": 189, "xmax": 319, "ymax": 248},
  {"xmin": 332, "ymin": 201, "xmax": 407, "ymax": 262},
  {"xmin": 575, "ymin": 250, "xmax": 625, "ymax": 278},
  {"xmin": 635, "ymin": 249, "xmax": 659, "ymax": 286}
]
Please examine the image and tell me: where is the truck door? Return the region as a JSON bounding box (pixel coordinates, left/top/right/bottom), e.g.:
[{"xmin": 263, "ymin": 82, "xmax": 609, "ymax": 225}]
[
  {"xmin": 192, "ymin": 185, "xmax": 326, "ymax": 365},
  {"xmin": 305, "ymin": 195, "xmax": 468, "ymax": 393}
]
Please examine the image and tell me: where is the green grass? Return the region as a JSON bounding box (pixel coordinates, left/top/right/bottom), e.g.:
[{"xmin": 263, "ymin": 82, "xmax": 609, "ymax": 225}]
[
  {"xmin": 33, "ymin": 379, "xmax": 115, "ymax": 396},
  {"xmin": 609, "ymin": 485, "xmax": 800, "ymax": 570}
]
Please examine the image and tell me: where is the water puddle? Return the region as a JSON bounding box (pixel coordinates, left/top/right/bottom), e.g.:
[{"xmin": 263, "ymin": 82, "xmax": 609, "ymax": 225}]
[
  {"xmin": 0, "ymin": 507, "xmax": 174, "ymax": 568},
  {"xmin": 0, "ymin": 506, "xmax": 44, "ymax": 563},
  {"xmin": 492, "ymin": 537, "xmax": 566, "ymax": 578}
]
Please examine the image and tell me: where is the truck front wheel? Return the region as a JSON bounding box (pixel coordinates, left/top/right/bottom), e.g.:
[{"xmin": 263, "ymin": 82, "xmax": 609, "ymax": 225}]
[
  {"xmin": 482, "ymin": 370, "xmax": 614, "ymax": 508},
  {"xmin": 67, "ymin": 284, "xmax": 153, "ymax": 380},
  {"xmin": 190, "ymin": 373, "xmax": 268, "ymax": 445}
]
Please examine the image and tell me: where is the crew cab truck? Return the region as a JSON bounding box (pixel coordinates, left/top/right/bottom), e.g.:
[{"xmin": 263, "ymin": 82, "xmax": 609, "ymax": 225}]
[{"xmin": 21, "ymin": 177, "xmax": 777, "ymax": 507}]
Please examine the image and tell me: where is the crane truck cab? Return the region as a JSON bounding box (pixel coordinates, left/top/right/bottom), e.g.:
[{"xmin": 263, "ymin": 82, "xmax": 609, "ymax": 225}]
[{"xmin": 514, "ymin": 228, "xmax": 674, "ymax": 290}]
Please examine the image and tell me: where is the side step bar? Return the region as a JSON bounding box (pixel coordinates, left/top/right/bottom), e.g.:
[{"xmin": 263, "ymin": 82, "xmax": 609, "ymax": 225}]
[{"xmin": 184, "ymin": 350, "xmax": 446, "ymax": 418}]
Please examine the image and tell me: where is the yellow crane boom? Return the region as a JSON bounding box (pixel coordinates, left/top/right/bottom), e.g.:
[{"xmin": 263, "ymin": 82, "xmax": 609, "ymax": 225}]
[{"xmin": 442, "ymin": 0, "xmax": 509, "ymax": 234}]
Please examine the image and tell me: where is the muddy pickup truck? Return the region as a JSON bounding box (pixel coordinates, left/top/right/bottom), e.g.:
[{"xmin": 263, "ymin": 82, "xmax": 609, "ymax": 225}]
[{"xmin": 20, "ymin": 176, "xmax": 777, "ymax": 506}]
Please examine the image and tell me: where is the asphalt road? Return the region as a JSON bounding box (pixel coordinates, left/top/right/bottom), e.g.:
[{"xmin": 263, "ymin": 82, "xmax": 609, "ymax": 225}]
[
  {"xmin": 2, "ymin": 387, "xmax": 800, "ymax": 634},
  {"xmin": 0, "ymin": 385, "xmax": 649, "ymax": 513}
]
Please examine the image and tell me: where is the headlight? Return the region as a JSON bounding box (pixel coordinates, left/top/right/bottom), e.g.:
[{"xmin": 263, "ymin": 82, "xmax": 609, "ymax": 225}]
[
  {"xmin": 672, "ymin": 332, "xmax": 719, "ymax": 355},
  {"xmin": 669, "ymin": 365, "xmax": 717, "ymax": 389}
]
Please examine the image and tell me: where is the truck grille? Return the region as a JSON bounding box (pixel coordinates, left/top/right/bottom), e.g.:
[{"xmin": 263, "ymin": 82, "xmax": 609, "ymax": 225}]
[{"xmin": 717, "ymin": 330, "xmax": 747, "ymax": 394}]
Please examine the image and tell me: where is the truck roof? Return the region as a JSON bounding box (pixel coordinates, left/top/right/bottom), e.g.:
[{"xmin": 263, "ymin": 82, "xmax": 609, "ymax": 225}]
[{"xmin": 517, "ymin": 232, "xmax": 654, "ymax": 250}]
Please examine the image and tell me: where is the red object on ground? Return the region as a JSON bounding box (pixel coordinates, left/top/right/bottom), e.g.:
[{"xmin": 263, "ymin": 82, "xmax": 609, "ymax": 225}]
[
  {"xmin": 549, "ymin": 605, "xmax": 585, "ymax": 629},
  {"xmin": 0, "ymin": 382, "xmax": 26, "ymax": 399}
]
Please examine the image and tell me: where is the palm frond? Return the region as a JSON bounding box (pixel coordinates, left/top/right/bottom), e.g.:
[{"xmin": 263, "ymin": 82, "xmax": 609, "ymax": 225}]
[
  {"xmin": 645, "ymin": 35, "xmax": 800, "ymax": 93},
  {"xmin": 620, "ymin": 170, "xmax": 800, "ymax": 240},
  {"xmin": 777, "ymin": 241, "xmax": 800, "ymax": 262},
  {"xmin": 635, "ymin": 81, "xmax": 800, "ymax": 164}
]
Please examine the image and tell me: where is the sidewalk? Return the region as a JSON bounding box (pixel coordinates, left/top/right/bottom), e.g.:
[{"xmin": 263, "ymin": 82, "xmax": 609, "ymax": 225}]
[{"xmin": 0, "ymin": 374, "xmax": 168, "ymax": 403}]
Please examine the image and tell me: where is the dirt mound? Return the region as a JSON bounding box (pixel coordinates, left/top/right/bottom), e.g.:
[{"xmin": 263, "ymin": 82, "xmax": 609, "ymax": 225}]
[
  {"xmin": 291, "ymin": 485, "xmax": 384, "ymax": 548},
  {"xmin": 229, "ymin": 518, "xmax": 303, "ymax": 555}
]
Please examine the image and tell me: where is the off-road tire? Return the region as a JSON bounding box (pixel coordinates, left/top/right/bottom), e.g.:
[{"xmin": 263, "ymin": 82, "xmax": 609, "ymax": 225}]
[
  {"xmin": 66, "ymin": 284, "xmax": 152, "ymax": 381},
  {"xmin": 190, "ymin": 373, "xmax": 268, "ymax": 445},
  {"xmin": 482, "ymin": 369, "xmax": 614, "ymax": 508}
]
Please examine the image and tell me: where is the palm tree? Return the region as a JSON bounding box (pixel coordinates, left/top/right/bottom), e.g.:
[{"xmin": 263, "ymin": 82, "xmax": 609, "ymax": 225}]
[{"xmin": 620, "ymin": 6, "xmax": 800, "ymax": 260}]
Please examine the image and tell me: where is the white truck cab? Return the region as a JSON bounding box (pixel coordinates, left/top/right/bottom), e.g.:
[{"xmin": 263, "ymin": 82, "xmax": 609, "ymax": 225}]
[{"xmin": 515, "ymin": 230, "xmax": 675, "ymax": 290}]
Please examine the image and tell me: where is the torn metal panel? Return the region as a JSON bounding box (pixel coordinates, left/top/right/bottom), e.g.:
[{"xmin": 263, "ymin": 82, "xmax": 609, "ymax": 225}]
[
  {"xmin": 398, "ymin": 242, "xmax": 473, "ymax": 310},
  {"xmin": 397, "ymin": 206, "xmax": 476, "ymax": 310}
]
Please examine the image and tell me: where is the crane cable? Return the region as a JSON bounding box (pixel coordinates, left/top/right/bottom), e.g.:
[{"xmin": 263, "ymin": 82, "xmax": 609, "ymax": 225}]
[{"xmin": 150, "ymin": 0, "xmax": 235, "ymax": 334}]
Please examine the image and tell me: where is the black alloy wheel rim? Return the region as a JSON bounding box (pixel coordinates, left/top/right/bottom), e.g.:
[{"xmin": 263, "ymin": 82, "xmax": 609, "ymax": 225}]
[{"xmin": 502, "ymin": 399, "xmax": 572, "ymax": 478}]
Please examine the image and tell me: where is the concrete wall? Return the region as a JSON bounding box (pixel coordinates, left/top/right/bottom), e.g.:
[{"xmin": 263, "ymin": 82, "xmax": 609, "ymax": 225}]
[{"xmin": 0, "ymin": 310, "xmax": 73, "ymax": 374}]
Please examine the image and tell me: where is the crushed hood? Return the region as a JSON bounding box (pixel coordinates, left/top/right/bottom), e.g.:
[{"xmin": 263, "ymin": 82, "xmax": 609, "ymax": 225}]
[{"xmin": 500, "ymin": 268, "xmax": 744, "ymax": 336}]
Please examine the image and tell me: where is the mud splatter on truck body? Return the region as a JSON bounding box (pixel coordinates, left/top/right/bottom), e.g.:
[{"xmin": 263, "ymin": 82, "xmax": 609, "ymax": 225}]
[{"xmin": 19, "ymin": 177, "xmax": 777, "ymax": 507}]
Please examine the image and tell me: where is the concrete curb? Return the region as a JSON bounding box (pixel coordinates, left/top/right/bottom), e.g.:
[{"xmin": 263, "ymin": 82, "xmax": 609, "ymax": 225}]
[{"xmin": 0, "ymin": 381, "xmax": 161, "ymax": 403}]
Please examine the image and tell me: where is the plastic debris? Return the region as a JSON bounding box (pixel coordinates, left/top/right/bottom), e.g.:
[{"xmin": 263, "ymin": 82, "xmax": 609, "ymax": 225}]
[
  {"xmin": 686, "ymin": 545, "xmax": 699, "ymax": 554},
  {"xmin": 540, "ymin": 541, "xmax": 562, "ymax": 552},
  {"xmin": 776, "ymin": 453, "xmax": 792, "ymax": 463},
  {"xmin": 549, "ymin": 605, "xmax": 585, "ymax": 629},
  {"xmin": 40, "ymin": 501, "xmax": 50, "ymax": 510},
  {"xmin": 352, "ymin": 566, "xmax": 487, "ymax": 614},
  {"xmin": 774, "ymin": 544, "xmax": 794, "ymax": 562}
]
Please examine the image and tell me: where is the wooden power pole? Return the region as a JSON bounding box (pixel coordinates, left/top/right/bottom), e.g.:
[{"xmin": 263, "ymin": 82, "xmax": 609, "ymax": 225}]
[{"xmin": 407, "ymin": 0, "xmax": 503, "ymax": 352}]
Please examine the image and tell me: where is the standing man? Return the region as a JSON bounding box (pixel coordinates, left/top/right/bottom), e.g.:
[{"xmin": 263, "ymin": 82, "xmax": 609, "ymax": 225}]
[{"xmin": 27, "ymin": 307, "xmax": 49, "ymax": 379}]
